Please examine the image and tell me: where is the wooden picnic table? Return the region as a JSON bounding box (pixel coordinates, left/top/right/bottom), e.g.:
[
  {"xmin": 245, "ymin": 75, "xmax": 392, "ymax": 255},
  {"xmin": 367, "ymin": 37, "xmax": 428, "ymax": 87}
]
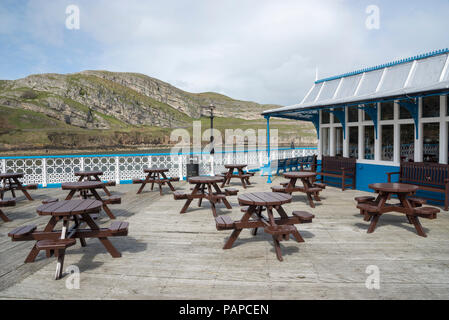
[
  {"xmin": 0, "ymin": 172, "xmax": 37, "ymax": 201},
  {"xmin": 216, "ymin": 192, "xmax": 314, "ymax": 261},
  {"xmin": 221, "ymin": 164, "xmax": 252, "ymax": 189},
  {"xmin": 272, "ymin": 171, "xmax": 324, "ymax": 208},
  {"xmin": 75, "ymin": 170, "xmax": 115, "ymax": 196},
  {"xmin": 356, "ymin": 183, "xmax": 440, "ymax": 237},
  {"xmin": 134, "ymin": 168, "xmax": 179, "ymax": 196},
  {"xmin": 174, "ymin": 176, "xmax": 237, "ymax": 217},
  {"xmin": 8, "ymin": 199, "xmax": 128, "ymax": 280},
  {"xmin": 62, "ymin": 181, "xmax": 120, "ymax": 219}
]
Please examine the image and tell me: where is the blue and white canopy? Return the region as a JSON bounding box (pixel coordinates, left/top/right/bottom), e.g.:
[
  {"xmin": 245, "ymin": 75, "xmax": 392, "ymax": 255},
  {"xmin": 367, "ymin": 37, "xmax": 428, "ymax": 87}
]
[{"xmin": 263, "ymin": 49, "xmax": 449, "ymax": 118}]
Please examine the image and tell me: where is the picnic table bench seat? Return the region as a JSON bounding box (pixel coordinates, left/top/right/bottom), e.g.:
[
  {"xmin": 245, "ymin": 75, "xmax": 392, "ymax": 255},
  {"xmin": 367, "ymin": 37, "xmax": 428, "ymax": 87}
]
[
  {"xmin": 170, "ymin": 177, "xmax": 180, "ymax": 182},
  {"xmin": 8, "ymin": 225, "xmax": 37, "ymax": 239},
  {"xmin": 387, "ymin": 162, "xmax": 449, "ymax": 211},
  {"xmin": 108, "ymin": 221, "xmax": 130, "ymax": 235},
  {"xmin": 224, "ymin": 188, "xmax": 239, "ymax": 196},
  {"xmin": 271, "ymin": 186, "xmax": 287, "ymax": 193},
  {"xmin": 132, "ymin": 179, "xmax": 145, "ymax": 184},
  {"xmin": 316, "ymin": 156, "xmax": 356, "ymax": 191},
  {"xmin": 36, "ymin": 238, "xmax": 76, "ymax": 251},
  {"xmin": 292, "ymin": 211, "xmax": 315, "ymax": 223},
  {"xmin": 264, "ymin": 225, "xmax": 296, "ymax": 241},
  {"xmin": 42, "ymin": 198, "xmax": 59, "ymax": 204},
  {"xmin": 356, "ymin": 203, "xmax": 380, "ymax": 214},
  {"xmin": 0, "ymin": 198, "xmax": 16, "ymax": 206},
  {"xmin": 408, "ymin": 197, "xmax": 427, "ymax": 207},
  {"xmin": 173, "ymin": 191, "xmax": 189, "ymax": 200},
  {"xmin": 355, "ymin": 196, "xmax": 376, "ymax": 203},
  {"xmin": 215, "ymin": 215, "xmax": 235, "ymax": 230},
  {"xmin": 413, "ymin": 207, "xmax": 439, "ymax": 219},
  {"xmin": 103, "ymin": 196, "xmax": 121, "ymax": 205},
  {"xmin": 23, "ymin": 184, "xmax": 38, "ymax": 190}
]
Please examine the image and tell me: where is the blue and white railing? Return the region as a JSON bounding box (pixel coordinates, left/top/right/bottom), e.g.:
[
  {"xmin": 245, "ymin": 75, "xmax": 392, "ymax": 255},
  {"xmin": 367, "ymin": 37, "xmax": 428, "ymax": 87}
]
[{"xmin": 0, "ymin": 147, "xmax": 318, "ymax": 188}]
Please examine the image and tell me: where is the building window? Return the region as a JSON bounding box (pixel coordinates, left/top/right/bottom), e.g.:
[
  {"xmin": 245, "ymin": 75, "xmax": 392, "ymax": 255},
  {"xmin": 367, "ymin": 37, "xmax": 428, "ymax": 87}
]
[
  {"xmin": 400, "ymin": 124, "xmax": 414, "ymax": 162},
  {"xmin": 381, "ymin": 125, "xmax": 394, "ymax": 161},
  {"xmin": 422, "ymin": 96, "xmax": 440, "ymax": 118},
  {"xmin": 321, "ymin": 111, "xmax": 330, "ymax": 124},
  {"xmin": 322, "ymin": 127, "xmax": 330, "ymax": 156},
  {"xmin": 423, "ymin": 123, "xmax": 439, "ymax": 163},
  {"xmin": 399, "ymin": 105, "xmax": 413, "ymax": 119},
  {"xmin": 348, "ymin": 107, "xmax": 358, "ymax": 123},
  {"xmin": 349, "ymin": 127, "xmax": 358, "ymax": 159},
  {"xmin": 380, "ymin": 102, "xmax": 394, "ymax": 120},
  {"xmin": 335, "ymin": 127, "xmax": 343, "ymax": 156},
  {"xmin": 364, "ymin": 126, "xmax": 375, "ymax": 160}
]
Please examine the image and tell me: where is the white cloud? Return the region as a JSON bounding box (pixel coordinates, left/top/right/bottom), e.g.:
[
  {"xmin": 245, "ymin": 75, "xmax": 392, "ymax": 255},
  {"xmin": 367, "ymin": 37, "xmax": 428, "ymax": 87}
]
[{"xmin": 3, "ymin": 0, "xmax": 449, "ymax": 105}]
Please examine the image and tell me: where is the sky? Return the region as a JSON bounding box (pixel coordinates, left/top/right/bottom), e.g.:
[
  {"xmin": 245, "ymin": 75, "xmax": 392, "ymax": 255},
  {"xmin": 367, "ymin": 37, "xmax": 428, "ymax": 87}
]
[{"xmin": 0, "ymin": 0, "xmax": 448, "ymax": 106}]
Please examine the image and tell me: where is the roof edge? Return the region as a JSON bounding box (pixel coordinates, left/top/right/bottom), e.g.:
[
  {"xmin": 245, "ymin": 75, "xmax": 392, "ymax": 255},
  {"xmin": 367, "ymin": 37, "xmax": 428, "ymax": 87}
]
[{"xmin": 315, "ymin": 48, "xmax": 449, "ymax": 84}]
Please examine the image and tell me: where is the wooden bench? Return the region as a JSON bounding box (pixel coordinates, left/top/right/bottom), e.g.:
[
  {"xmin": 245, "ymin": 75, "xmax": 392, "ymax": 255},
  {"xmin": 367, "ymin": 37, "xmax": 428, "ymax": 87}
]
[
  {"xmin": 42, "ymin": 198, "xmax": 59, "ymax": 204},
  {"xmin": 292, "ymin": 211, "xmax": 315, "ymax": 223},
  {"xmin": 215, "ymin": 216, "xmax": 235, "ymax": 230},
  {"xmin": 224, "ymin": 188, "xmax": 239, "ymax": 196},
  {"xmin": 0, "ymin": 198, "xmax": 16, "ymax": 222},
  {"xmin": 413, "ymin": 207, "xmax": 439, "ymax": 220},
  {"xmin": 8, "ymin": 225, "xmax": 37, "ymax": 239},
  {"xmin": 103, "ymin": 196, "xmax": 121, "ymax": 205},
  {"xmin": 132, "ymin": 179, "xmax": 145, "ymax": 184},
  {"xmin": 316, "ymin": 156, "xmax": 356, "ymax": 191},
  {"xmin": 387, "ymin": 162, "xmax": 449, "ymax": 211},
  {"xmin": 24, "ymin": 184, "xmax": 38, "ymax": 190},
  {"xmin": 173, "ymin": 191, "xmax": 189, "ymax": 200}
]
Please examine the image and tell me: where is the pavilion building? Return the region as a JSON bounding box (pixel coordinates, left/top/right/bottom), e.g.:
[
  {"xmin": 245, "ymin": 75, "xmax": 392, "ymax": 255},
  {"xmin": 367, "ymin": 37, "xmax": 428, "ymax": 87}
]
[{"xmin": 262, "ymin": 49, "xmax": 449, "ymax": 192}]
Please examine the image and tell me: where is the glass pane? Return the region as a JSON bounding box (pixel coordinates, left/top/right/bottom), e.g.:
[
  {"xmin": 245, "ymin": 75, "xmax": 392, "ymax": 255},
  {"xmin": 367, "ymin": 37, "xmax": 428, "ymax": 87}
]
[
  {"xmin": 349, "ymin": 127, "xmax": 358, "ymax": 159},
  {"xmin": 381, "ymin": 125, "xmax": 394, "ymax": 161},
  {"xmin": 399, "ymin": 105, "xmax": 413, "ymax": 119},
  {"xmin": 423, "ymin": 123, "xmax": 439, "ymax": 163},
  {"xmin": 321, "ymin": 111, "xmax": 330, "ymax": 124},
  {"xmin": 446, "ymin": 96, "xmax": 448, "ymax": 116},
  {"xmin": 400, "ymin": 124, "xmax": 414, "ymax": 162},
  {"xmin": 422, "ymin": 96, "xmax": 440, "ymax": 118},
  {"xmin": 335, "ymin": 127, "xmax": 343, "ymax": 157},
  {"xmin": 348, "ymin": 107, "xmax": 358, "ymax": 123},
  {"xmin": 364, "ymin": 126, "xmax": 375, "ymax": 160},
  {"xmin": 322, "ymin": 128, "xmax": 330, "ymax": 156},
  {"xmin": 380, "ymin": 102, "xmax": 394, "ymax": 120}
]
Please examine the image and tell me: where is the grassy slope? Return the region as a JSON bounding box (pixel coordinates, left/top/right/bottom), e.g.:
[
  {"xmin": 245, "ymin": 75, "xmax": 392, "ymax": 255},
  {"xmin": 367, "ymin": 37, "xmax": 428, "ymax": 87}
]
[{"xmin": 0, "ymin": 72, "xmax": 315, "ymax": 154}]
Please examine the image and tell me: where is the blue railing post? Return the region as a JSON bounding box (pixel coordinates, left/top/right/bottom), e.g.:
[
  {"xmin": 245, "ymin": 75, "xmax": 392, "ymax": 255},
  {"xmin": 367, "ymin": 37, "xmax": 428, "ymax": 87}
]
[{"xmin": 265, "ymin": 115, "xmax": 272, "ymax": 183}]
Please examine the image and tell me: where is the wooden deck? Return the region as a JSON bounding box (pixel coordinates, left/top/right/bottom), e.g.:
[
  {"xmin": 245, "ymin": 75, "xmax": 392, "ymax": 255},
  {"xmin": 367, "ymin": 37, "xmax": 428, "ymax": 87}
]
[{"xmin": 1, "ymin": 176, "xmax": 449, "ymax": 300}]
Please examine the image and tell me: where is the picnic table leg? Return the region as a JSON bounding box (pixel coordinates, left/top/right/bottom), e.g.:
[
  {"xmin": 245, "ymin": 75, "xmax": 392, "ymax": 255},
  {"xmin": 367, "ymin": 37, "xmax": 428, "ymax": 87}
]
[
  {"xmin": 367, "ymin": 214, "xmax": 380, "ymax": 233},
  {"xmin": 207, "ymin": 184, "xmax": 218, "ymax": 218},
  {"xmin": 0, "ymin": 209, "xmax": 10, "ymax": 222},
  {"xmin": 94, "ymin": 175, "xmax": 112, "ymax": 196},
  {"xmin": 272, "ymin": 235, "xmax": 283, "ymax": 261},
  {"xmin": 65, "ymin": 190, "xmax": 76, "ymax": 200},
  {"xmin": 137, "ymin": 173, "xmax": 150, "ymax": 194},
  {"xmin": 8, "ymin": 179, "xmax": 17, "ymax": 199},
  {"xmin": 212, "ymin": 183, "xmax": 232, "ymax": 209},
  {"xmin": 73, "ymin": 215, "xmax": 87, "ymax": 247},
  {"xmin": 223, "ymin": 205, "xmax": 256, "ymax": 249},
  {"xmin": 161, "ymin": 172, "xmax": 176, "ymax": 192},
  {"xmin": 180, "ymin": 184, "xmax": 200, "ymax": 214},
  {"xmin": 221, "ymin": 169, "xmax": 231, "ymax": 188},
  {"xmin": 55, "ymin": 217, "xmax": 70, "ymax": 280},
  {"xmin": 81, "ymin": 213, "xmax": 121, "ymax": 257},
  {"xmin": 409, "ymin": 216, "xmax": 427, "ymax": 237},
  {"xmin": 14, "ymin": 177, "xmax": 33, "ymax": 201},
  {"xmin": 240, "ymin": 169, "xmax": 251, "ymax": 185},
  {"xmin": 198, "ymin": 184, "xmax": 205, "ymax": 207},
  {"xmin": 91, "ymin": 189, "xmax": 116, "ymax": 219},
  {"xmin": 239, "ymin": 170, "xmax": 247, "ymax": 189},
  {"xmin": 157, "ymin": 173, "xmax": 163, "ymax": 196}
]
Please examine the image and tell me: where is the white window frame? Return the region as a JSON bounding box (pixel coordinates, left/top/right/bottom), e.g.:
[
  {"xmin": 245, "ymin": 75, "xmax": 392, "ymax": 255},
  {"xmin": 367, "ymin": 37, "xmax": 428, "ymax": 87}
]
[{"xmin": 318, "ymin": 95, "xmax": 449, "ymax": 165}]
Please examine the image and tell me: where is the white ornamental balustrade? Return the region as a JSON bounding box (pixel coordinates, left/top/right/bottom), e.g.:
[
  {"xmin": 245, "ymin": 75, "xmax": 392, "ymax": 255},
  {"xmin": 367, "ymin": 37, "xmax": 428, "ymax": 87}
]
[{"xmin": 0, "ymin": 148, "xmax": 317, "ymax": 188}]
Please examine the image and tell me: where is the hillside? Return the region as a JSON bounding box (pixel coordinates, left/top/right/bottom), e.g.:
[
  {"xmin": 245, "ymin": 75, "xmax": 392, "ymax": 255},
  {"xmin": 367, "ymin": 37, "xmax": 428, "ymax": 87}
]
[{"xmin": 0, "ymin": 71, "xmax": 317, "ymax": 154}]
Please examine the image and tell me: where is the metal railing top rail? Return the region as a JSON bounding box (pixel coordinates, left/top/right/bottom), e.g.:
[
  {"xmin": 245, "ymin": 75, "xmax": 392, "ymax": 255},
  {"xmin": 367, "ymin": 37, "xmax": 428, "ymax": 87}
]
[{"xmin": 0, "ymin": 147, "xmax": 318, "ymax": 160}]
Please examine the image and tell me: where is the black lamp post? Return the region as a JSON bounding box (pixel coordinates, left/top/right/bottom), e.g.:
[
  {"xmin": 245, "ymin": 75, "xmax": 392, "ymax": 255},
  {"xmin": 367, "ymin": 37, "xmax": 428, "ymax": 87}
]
[{"xmin": 202, "ymin": 104, "xmax": 216, "ymax": 154}]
